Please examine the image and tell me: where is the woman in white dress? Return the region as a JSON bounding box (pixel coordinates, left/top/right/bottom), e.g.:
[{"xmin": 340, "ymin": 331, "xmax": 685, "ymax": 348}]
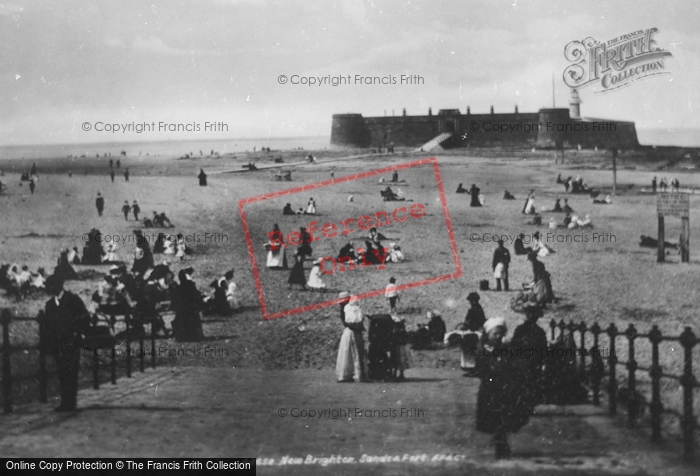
[
  {"xmin": 163, "ymin": 235, "xmax": 176, "ymax": 255},
  {"xmin": 386, "ymin": 242, "xmax": 405, "ymax": 263},
  {"xmin": 266, "ymin": 224, "xmax": 288, "ymax": 269},
  {"xmin": 306, "ymin": 258, "xmax": 326, "ymax": 290},
  {"xmin": 336, "ymin": 296, "xmax": 368, "ymax": 382},
  {"xmin": 306, "ymin": 197, "xmax": 316, "ymax": 215},
  {"xmin": 175, "ymin": 234, "xmax": 186, "ymax": 260}
]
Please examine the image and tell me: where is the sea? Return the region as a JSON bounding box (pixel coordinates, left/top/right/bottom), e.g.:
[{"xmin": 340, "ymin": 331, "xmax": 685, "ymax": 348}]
[
  {"xmin": 0, "ymin": 137, "xmax": 332, "ymax": 161},
  {"xmin": 0, "ymin": 129, "xmax": 697, "ymax": 161}
]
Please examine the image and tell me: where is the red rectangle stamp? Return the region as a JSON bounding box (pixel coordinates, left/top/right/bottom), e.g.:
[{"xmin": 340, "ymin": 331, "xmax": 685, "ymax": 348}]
[{"xmin": 238, "ymin": 157, "xmax": 461, "ymax": 320}]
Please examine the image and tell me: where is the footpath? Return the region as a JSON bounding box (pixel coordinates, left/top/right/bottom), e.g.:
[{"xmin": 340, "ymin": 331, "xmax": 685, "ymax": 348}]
[{"xmin": 0, "ymin": 366, "xmax": 697, "ymax": 475}]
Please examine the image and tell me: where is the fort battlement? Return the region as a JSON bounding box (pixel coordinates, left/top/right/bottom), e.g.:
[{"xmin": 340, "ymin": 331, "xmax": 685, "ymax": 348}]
[{"xmin": 331, "ymin": 98, "xmax": 640, "ymax": 150}]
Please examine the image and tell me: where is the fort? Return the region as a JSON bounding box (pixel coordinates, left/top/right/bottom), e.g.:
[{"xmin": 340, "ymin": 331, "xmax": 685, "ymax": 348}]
[{"xmin": 331, "ymin": 89, "xmax": 640, "ymax": 150}]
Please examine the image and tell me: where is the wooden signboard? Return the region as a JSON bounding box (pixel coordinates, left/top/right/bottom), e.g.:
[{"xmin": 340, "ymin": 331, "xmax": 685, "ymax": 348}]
[
  {"xmin": 657, "ymin": 193, "xmax": 689, "ymax": 218},
  {"xmin": 656, "ymin": 193, "xmax": 690, "ymax": 263}
]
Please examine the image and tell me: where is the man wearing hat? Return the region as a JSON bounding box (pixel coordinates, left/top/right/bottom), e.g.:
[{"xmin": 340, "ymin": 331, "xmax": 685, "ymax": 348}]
[
  {"xmin": 464, "ymin": 292, "xmax": 486, "ymax": 331},
  {"xmin": 492, "ymin": 239, "xmax": 511, "ymax": 291},
  {"xmin": 41, "ymin": 275, "xmax": 90, "ymax": 412}
]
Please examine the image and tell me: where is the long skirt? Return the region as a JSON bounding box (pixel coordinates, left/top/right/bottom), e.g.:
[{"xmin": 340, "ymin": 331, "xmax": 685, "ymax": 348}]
[
  {"xmin": 524, "ymin": 198, "xmax": 535, "ymax": 215},
  {"xmin": 172, "ymin": 311, "xmax": 204, "ymax": 342},
  {"xmin": 476, "ymin": 379, "xmax": 533, "ymax": 434},
  {"xmin": 336, "ymin": 328, "xmax": 367, "ymax": 382},
  {"xmin": 392, "ymin": 344, "xmax": 412, "ymax": 371},
  {"xmin": 460, "ymin": 332, "xmax": 481, "ymax": 369},
  {"xmin": 288, "ymin": 262, "xmax": 306, "ymax": 285},
  {"xmin": 267, "ymin": 248, "xmax": 288, "ymax": 268},
  {"xmin": 307, "ymin": 266, "xmax": 326, "ymax": 289}
]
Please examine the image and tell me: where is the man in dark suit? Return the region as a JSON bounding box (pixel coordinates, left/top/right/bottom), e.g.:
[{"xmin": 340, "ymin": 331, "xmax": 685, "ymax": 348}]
[
  {"xmin": 95, "ymin": 192, "xmax": 105, "ymax": 217},
  {"xmin": 42, "ymin": 275, "xmax": 90, "ymax": 412},
  {"xmin": 492, "ymin": 239, "xmax": 511, "ymax": 291}
]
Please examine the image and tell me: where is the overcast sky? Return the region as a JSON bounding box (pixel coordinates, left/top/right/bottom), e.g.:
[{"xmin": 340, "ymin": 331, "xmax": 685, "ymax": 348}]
[{"xmin": 1, "ymin": 0, "xmax": 698, "ymax": 145}]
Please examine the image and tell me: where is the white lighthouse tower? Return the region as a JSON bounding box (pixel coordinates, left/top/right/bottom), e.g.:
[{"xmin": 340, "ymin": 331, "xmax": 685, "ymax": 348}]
[{"xmin": 569, "ymin": 88, "xmax": 582, "ymax": 119}]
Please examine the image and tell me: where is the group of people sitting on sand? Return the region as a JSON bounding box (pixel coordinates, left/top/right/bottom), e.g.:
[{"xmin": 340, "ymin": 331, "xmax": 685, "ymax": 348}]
[
  {"xmin": 456, "ymin": 183, "xmax": 484, "ymax": 207},
  {"xmin": 265, "ymin": 223, "xmax": 405, "ymax": 291},
  {"xmin": 143, "ymin": 211, "xmax": 174, "ymax": 228},
  {"xmin": 379, "ymin": 171, "xmax": 402, "ymax": 184},
  {"xmin": 152, "ymin": 233, "xmax": 191, "ymax": 260},
  {"xmin": 203, "ymin": 270, "xmax": 241, "ymax": 316},
  {"xmin": 89, "ymin": 239, "xmax": 241, "ymax": 340},
  {"xmin": 380, "ymin": 186, "xmax": 406, "ymax": 202},
  {"xmin": 282, "ymin": 198, "xmax": 316, "ymax": 215},
  {"xmin": 557, "ymin": 174, "xmax": 594, "ymax": 194},
  {"xmin": 0, "ymin": 263, "xmax": 47, "ymax": 299}
]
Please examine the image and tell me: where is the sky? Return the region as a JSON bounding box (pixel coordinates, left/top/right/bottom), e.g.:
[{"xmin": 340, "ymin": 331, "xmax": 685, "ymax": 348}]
[{"xmin": 1, "ymin": 0, "xmax": 699, "ymax": 145}]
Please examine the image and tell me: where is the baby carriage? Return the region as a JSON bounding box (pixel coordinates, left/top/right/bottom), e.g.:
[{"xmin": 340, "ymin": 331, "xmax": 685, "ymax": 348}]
[{"xmin": 367, "ymin": 314, "xmax": 395, "ymax": 381}]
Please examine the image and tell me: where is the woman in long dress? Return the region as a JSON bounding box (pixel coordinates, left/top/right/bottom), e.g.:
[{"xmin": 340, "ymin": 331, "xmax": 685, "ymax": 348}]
[
  {"xmin": 390, "ymin": 313, "xmax": 411, "ymax": 381},
  {"xmin": 171, "ymin": 269, "xmax": 205, "ymax": 342},
  {"xmin": 175, "ymin": 233, "xmax": 187, "ymax": 260},
  {"xmin": 306, "ymin": 258, "xmax": 326, "ymax": 291},
  {"xmin": 306, "ymin": 197, "xmax": 316, "ymax": 215},
  {"xmin": 476, "ymin": 317, "xmax": 537, "ymax": 459},
  {"xmin": 287, "ymin": 252, "xmax": 306, "ymax": 290},
  {"xmin": 336, "ymin": 296, "xmax": 368, "ymax": 382},
  {"xmin": 266, "ymin": 224, "xmax": 288, "ymax": 269}
]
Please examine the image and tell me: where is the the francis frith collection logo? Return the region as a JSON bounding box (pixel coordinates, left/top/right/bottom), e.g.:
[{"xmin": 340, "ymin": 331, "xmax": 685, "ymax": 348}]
[{"xmin": 563, "ymin": 28, "xmax": 673, "ymax": 93}]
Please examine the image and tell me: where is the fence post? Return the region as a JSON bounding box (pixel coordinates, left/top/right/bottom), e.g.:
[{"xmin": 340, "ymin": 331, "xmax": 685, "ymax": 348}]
[
  {"xmin": 2, "ymin": 309, "xmax": 12, "ymax": 414},
  {"xmin": 625, "ymin": 324, "xmax": 638, "ymax": 428},
  {"xmin": 38, "ymin": 310, "xmax": 47, "ymax": 403},
  {"xmin": 139, "ymin": 319, "xmax": 145, "ymax": 373},
  {"xmin": 92, "ymin": 315, "xmax": 99, "ymax": 390},
  {"xmin": 679, "ymin": 326, "xmax": 697, "ymax": 462},
  {"xmin": 579, "ymin": 322, "xmax": 587, "ymax": 380},
  {"xmin": 151, "ymin": 320, "xmax": 157, "ymax": 369},
  {"xmin": 125, "ymin": 315, "xmax": 132, "ymax": 378},
  {"xmin": 549, "ymin": 319, "xmax": 556, "ymax": 341},
  {"xmin": 590, "ymin": 323, "xmax": 602, "ymax": 406},
  {"xmin": 648, "ymin": 325, "xmax": 663, "ymax": 442},
  {"xmin": 607, "ymin": 323, "xmax": 618, "ymax": 415}
]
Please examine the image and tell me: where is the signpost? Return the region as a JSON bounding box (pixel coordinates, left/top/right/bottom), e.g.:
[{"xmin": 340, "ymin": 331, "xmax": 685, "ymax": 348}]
[{"xmin": 656, "ymin": 193, "xmax": 690, "ymax": 263}]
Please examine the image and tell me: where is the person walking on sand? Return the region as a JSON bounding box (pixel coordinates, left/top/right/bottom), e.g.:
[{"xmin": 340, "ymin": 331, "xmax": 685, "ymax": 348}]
[
  {"xmin": 110, "ymin": 169, "xmax": 115, "ymax": 183},
  {"xmin": 95, "ymin": 192, "xmax": 105, "ymax": 217},
  {"xmin": 132, "ymin": 200, "xmax": 141, "ymax": 220},
  {"xmin": 29, "ymin": 178, "xmax": 36, "ymax": 195},
  {"xmin": 121, "ymin": 201, "xmax": 131, "ymax": 220},
  {"xmin": 385, "ymin": 277, "xmax": 400, "ymax": 313},
  {"xmin": 198, "ymin": 168, "xmax": 208, "ymax": 186},
  {"xmin": 124, "ymin": 168, "xmax": 130, "ymax": 182}
]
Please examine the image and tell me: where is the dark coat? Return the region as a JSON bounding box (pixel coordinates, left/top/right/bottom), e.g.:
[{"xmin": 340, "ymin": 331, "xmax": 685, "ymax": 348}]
[
  {"xmin": 42, "ymin": 292, "xmax": 90, "ymax": 354},
  {"xmin": 492, "ymin": 246, "xmax": 511, "ymax": 270},
  {"xmin": 476, "ymin": 343, "xmax": 534, "ymax": 434},
  {"xmin": 464, "ymin": 303, "xmax": 486, "ymax": 331},
  {"xmin": 469, "ymin": 186, "xmax": 481, "ymax": 207},
  {"xmin": 171, "ymin": 280, "xmax": 204, "ymax": 342},
  {"xmin": 427, "ymin": 315, "xmax": 446, "ymax": 342},
  {"xmin": 287, "ymin": 259, "xmax": 306, "ymax": 285}
]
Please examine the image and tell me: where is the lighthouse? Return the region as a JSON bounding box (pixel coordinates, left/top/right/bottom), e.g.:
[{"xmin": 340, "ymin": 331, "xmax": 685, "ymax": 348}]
[{"xmin": 569, "ymin": 88, "xmax": 582, "ymax": 119}]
